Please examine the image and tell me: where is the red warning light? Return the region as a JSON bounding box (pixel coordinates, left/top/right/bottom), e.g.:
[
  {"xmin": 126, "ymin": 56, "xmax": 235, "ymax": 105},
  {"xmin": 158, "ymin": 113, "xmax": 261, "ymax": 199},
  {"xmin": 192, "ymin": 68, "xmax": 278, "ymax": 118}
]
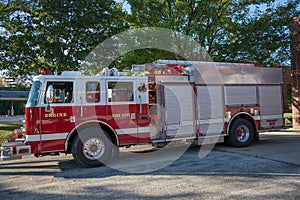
[{"xmin": 41, "ymin": 70, "xmax": 52, "ymax": 75}]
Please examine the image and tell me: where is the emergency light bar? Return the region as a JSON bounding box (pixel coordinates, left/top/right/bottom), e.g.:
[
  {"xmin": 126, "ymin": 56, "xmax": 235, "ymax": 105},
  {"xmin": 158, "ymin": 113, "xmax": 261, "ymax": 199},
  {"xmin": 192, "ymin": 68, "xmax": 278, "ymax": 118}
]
[{"xmin": 131, "ymin": 64, "xmax": 146, "ymax": 73}]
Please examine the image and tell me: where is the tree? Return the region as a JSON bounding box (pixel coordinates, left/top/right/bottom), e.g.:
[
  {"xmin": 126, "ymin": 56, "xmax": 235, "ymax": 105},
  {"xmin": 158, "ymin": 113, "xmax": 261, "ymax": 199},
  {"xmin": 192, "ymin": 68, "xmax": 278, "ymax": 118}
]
[
  {"xmin": 215, "ymin": 0, "xmax": 300, "ymax": 66},
  {"xmin": 125, "ymin": 0, "xmax": 300, "ymax": 67},
  {"xmin": 1, "ymin": 0, "xmax": 299, "ymax": 79},
  {"xmin": 0, "ymin": 0, "xmax": 128, "ymax": 78}
]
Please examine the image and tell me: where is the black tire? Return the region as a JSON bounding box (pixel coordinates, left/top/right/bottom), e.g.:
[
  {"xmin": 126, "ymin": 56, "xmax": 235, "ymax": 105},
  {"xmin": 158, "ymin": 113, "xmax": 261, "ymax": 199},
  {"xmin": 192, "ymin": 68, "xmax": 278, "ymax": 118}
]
[
  {"xmin": 227, "ymin": 119, "xmax": 254, "ymax": 148},
  {"xmin": 72, "ymin": 127, "xmax": 112, "ymax": 168}
]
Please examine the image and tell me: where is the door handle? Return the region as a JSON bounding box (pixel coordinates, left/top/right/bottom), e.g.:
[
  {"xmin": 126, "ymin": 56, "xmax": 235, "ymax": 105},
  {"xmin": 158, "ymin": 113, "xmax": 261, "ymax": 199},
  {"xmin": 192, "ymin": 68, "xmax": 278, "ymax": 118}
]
[
  {"xmin": 138, "ymin": 95, "xmax": 142, "ymax": 114},
  {"xmin": 80, "ymin": 96, "xmax": 83, "ymax": 117}
]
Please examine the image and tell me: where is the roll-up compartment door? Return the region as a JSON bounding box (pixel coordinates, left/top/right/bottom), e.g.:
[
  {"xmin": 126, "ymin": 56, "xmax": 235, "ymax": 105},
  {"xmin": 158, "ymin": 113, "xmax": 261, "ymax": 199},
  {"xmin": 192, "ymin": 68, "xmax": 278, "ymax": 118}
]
[
  {"xmin": 259, "ymin": 85, "xmax": 283, "ymax": 128},
  {"xmin": 197, "ymin": 86, "xmax": 224, "ymax": 135},
  {"xmin": 225, "ymin": 86, "xmax": 257, "ymax": 106},
  {"xmin": 163, "ymin": 83, "xmax": 195, "ymax": 138}
]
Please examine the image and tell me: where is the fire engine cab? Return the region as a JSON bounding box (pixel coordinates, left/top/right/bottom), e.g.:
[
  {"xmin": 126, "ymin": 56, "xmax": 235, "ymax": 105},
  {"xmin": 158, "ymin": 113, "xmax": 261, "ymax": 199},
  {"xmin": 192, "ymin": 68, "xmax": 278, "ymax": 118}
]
[{"xmin": 1, "ymin": 60, "xmax": 284, "ymax": 167}]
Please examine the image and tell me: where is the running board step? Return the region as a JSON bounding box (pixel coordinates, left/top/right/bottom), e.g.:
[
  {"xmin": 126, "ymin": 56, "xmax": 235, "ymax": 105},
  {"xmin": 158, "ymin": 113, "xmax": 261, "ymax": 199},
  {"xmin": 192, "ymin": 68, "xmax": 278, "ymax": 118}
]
[{"xmin": 197, "ymin": 135, "xmax": 224, "ymax": 145}]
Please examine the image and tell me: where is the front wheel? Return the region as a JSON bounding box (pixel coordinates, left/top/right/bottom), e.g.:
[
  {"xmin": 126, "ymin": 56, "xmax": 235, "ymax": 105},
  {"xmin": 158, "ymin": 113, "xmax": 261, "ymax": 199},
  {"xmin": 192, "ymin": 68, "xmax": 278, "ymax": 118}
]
[
  {"xmin": 72, "ymin": 127, "xmax": 112, "ymax": 167},
  {"xmin": 227, "ymin": 119, "xmax": 254, "ymax": 148}
]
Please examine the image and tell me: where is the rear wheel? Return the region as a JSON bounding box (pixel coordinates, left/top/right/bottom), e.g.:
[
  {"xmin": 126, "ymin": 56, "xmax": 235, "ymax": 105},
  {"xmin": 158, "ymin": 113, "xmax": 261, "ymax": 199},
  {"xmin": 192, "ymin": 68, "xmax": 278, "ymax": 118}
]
[
  {"xmin": 72, "ymin": 127, "xmax": 112, "ymax": 167},
  {"xmin": 227, "ymin": 119, "xmax": 254, "ymax": 147}
]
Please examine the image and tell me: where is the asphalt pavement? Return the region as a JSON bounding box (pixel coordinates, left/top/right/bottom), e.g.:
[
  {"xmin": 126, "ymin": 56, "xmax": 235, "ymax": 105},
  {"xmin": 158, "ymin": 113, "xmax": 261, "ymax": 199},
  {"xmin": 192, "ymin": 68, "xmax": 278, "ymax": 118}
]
[
  {"xmin": 1, "ymin": 137, "xmax": 300, "ymax": 200},
  {"xmin": 216, "ymin": 129, "xmax": 300, "ymax": 166},
  {"xmin": 1, "ymin": 129, "xmax": 300, "ymax": 199}
]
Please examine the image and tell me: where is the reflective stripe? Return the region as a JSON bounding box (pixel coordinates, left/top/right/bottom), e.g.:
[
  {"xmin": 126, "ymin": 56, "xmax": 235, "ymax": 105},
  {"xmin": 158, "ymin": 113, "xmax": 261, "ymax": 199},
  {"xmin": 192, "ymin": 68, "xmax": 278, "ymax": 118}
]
[
  {"xmin": 166, "ymin": 124, "xmax": 180, "ymax": 130},
  {"xmin": 225, "ymin": 116, "xmax": 261, "ymax": 123},
  {"xmin": 138, "ymin": 126, "xmax": 150, "ymax": 133},
  {"xmin": 26, "ymin": 133, "xmax": 68, "ymax": 142},
  {"xmin": 199, "ymin": 118, "xmax": 224, "ymax": 124},
  {"xmin": 116, "ymin": 127, "xmax": 150, "ymax": 135},
  {"xmin": 181, "ymin": 120, "xmax": 194, "ymax": 126},
  {"xmin": 116, "ymin": 128, "xmax": 137, "ymax": 135},
  {"xmin": 26, "ymin": 135, "xmax": 40, "ymax": 142},
  {"xmin": 261, "ymin": 115, "xmax": 283, "ymax": 120},
  {"xmin": 26, "ymin": 126, "xmax": 151, "ymax": 141},
  {"xmin": 253, "ymin": 116, "xmax": 261, "ymax": 121}
]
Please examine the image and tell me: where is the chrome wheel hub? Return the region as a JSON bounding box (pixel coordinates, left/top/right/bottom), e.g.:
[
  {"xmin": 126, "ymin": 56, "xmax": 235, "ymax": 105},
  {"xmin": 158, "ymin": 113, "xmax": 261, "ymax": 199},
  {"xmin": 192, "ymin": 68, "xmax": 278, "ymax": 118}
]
[
  {"xmin": 83, "ymin": 137, "xmax": 105, "ymax": 160},
  {"xmin": 236, "ymin": 125, "xmax": 250, "ymax": 143}
]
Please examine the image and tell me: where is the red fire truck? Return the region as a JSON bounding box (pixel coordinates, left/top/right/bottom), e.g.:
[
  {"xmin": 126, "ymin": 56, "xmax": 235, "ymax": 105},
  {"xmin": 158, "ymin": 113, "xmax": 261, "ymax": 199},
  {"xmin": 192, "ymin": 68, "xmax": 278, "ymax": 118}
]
[{"xmin": 1, "ymin": 60, "xmax": 284, "ymax": 167}]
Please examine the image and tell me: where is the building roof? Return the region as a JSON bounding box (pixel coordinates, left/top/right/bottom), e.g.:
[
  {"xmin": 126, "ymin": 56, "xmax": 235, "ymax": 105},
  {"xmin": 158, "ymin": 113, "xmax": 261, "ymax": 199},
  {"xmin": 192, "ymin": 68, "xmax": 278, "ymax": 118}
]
[{"xmin": 0, "ymin": 91, "xmax": 29, "ymax": 101}]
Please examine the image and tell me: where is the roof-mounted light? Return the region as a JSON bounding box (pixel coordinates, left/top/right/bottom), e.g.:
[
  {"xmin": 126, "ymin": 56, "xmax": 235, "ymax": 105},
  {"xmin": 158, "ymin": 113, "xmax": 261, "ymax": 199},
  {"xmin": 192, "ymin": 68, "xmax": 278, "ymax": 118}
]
[{"xmin": 41, "ymin": 70, "xmax": 52, "ymax": 75}]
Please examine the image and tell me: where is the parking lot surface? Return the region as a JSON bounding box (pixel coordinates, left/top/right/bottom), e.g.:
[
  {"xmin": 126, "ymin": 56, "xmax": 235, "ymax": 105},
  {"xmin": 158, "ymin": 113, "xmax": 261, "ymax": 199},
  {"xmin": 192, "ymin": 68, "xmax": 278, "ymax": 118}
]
[{"xmin": 1, "ymin": 130, "xmax": 300, "ymax": 200}]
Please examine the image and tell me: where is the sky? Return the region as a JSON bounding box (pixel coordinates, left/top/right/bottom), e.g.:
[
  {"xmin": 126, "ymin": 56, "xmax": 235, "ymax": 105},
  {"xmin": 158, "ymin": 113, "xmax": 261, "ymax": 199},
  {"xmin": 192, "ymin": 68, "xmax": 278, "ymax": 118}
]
[{"xmin": 118, "ymin": 0, "xmax": 299, "ymax": 13}]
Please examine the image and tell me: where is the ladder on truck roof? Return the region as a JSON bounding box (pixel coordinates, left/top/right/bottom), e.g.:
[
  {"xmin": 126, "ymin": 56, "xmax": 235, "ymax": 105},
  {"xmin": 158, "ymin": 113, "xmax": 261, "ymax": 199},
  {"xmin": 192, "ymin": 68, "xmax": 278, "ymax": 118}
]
[{"xmin": 155, "ymin": 60, "xmax": 255, "ymax": 68}]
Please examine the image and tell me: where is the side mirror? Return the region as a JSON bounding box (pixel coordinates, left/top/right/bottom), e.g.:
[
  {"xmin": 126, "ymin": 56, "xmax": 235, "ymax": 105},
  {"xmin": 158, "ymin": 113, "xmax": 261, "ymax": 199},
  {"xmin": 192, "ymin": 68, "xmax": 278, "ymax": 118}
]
[
  {"xmin": 45, "ymin": 85, "xmax": 53, "ymax": 112},
  {"xmin": 46, "ymin": 85, "xmax": 54, "ymax": 103}
]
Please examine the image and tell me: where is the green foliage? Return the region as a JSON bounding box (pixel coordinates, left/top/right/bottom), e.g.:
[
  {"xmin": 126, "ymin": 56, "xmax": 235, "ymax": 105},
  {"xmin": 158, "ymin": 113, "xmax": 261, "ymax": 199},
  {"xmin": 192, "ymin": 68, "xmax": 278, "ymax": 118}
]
[
  {"xmin": 0, "ymin": 100, "xmax": 26, "ymax": 115},
  {"xmin": 126, "ymin": 0, "xmax": 300, "ymax": 66},
  {"xmin": 0, "ymin": 0, "xmax": 128, "ymax": 77},
  {"xmin": 0, "ymin": 0, "xmax": 299, "ymax": 77},
  {"xmin": 0, "ymin": 122, "xmax": 21, "ymax": 144},
  {"xmin": 284, "ymin": 113, "xmax": 293, "ymax": 127},
  {"xmin": 113, "ymin": 49, "xmax": 183, "ymax": 71},
  {"xmin": 285, "ymin": 82, "xmax": 292, "ymax": 111}
]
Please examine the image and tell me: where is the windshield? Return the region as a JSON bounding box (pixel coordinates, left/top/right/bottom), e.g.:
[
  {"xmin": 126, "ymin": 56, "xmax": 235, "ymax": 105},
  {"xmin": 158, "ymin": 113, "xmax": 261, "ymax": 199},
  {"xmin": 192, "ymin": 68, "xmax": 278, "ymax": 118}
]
[{"xmin": 26, "ymin": 81, "xmax": 41, "ymax": 107}]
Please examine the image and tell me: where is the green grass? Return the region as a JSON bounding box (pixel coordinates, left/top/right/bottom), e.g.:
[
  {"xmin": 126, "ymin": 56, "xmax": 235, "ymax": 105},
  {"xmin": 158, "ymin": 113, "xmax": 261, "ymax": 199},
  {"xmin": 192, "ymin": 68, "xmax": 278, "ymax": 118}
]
[
  {"xmin": 284, "ymin": 113, "xmax": 293, "ymax": 127},
  {"xmin": 0, "ymin": 122, "xmax": 22, "ymax": 144}
]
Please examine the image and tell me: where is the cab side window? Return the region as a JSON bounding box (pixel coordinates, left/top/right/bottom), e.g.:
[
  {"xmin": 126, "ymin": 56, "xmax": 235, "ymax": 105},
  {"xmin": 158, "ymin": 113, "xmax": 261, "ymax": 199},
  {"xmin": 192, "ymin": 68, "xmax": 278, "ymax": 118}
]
[
  {"xmin": 86, "ymin": 82, "xmax": 100, "ymax": 103},
  {"xmin": 108, "ymin": 82, "xmax": 134, "ymax": 102},
  {"xmin": 44, "ymin": 82, "xmax": 73, "ymax": 103}
]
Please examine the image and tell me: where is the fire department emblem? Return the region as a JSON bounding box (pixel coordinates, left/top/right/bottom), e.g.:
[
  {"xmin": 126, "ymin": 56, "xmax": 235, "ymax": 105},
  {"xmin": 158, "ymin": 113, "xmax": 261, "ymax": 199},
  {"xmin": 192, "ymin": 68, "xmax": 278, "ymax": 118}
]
[{"xmin": 138, "ymin": 82, "xmax": 147, "ymax": 93}]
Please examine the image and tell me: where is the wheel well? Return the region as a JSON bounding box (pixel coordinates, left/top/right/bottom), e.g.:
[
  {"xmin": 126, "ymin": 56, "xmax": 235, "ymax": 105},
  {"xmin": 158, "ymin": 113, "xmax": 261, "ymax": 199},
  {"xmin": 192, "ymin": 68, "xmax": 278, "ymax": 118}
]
[
  {"xmin": 228, "ymin": 113, "xmax": 257, "ymax": 134},
  {"xmin": 66, "ymin": 122, "xmax": 118, "ymax": 153}
]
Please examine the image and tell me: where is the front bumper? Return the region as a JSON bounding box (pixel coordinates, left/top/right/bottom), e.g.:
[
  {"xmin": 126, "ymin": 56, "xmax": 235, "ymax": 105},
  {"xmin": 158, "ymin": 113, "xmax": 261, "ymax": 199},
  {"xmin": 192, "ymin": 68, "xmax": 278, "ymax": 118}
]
[{"xmin": 1, "ymin": 139, "xmax": 31, "ymax": 161}]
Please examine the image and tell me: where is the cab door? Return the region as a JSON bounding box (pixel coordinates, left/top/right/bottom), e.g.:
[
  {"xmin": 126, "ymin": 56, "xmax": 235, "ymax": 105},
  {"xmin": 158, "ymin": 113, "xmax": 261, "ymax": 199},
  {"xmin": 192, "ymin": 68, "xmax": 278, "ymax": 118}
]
[
  {"xmin": 41, "ymin": 80, "xmax": 75, "ymax": 152},
  {"xmin": 76, "ymin": 79, "xmax": 106, "ymax": 122},
  {"xmin": 106, "ymin": 79, "xmax": 139, "ymax": 145}
]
